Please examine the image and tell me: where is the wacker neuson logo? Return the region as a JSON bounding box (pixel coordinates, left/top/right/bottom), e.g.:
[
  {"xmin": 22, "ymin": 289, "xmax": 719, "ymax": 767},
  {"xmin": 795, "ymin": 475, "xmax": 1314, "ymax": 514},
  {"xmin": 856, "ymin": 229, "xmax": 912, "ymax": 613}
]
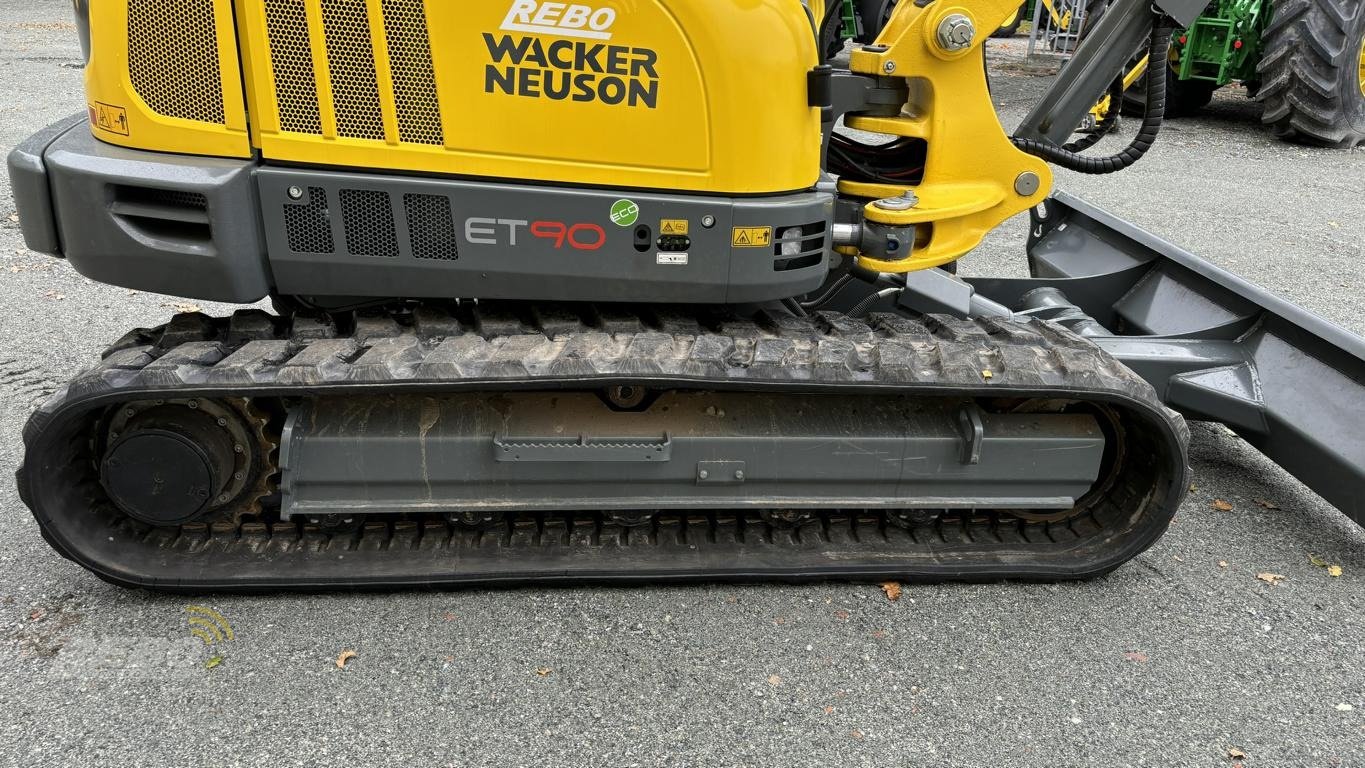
[{"xmin": 485, "ymin": 0, "xmax": 661, "ymax": 109}]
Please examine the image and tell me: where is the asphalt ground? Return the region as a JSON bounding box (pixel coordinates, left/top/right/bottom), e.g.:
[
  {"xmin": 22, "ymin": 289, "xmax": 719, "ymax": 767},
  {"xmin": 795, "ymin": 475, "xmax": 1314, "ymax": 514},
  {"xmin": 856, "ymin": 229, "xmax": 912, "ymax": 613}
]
[{"xmin": 0, "ymin": 5, "xmax": 1362, "ymax": 767}]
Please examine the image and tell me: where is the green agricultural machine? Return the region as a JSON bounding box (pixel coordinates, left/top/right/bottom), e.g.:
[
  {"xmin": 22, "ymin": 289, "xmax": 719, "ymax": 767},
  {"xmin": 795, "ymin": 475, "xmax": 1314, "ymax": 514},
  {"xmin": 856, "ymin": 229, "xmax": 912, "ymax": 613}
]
[
  {"xmin": 847, "ymin": 0, "xmax": 1365, "ymax": 146},
  {"xmin": 1131, "ymin": 0, "xmax": 1364, "ymax": 147}
]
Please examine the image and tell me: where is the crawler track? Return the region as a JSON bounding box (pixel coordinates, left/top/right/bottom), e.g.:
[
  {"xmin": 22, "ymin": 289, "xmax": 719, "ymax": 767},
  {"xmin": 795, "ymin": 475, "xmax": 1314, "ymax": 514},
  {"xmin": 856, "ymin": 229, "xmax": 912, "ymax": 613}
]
[{"xmin": 18, "ymin": 304, "xmax": 1190, "ymax": 592}]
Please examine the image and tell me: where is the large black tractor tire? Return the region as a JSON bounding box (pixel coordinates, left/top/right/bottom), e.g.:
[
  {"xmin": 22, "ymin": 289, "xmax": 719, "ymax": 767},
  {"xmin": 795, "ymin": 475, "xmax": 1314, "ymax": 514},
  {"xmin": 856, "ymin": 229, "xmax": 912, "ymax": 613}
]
[
  {"xmin": 1256, "ymin": 0, "xmax": 1365, "ymax": 147},
  {"xmin": 992, "ymin": 3, "xmax": 1026, "ymax": 38},
  {"xmin": 1121, "ymin": 65, "xmax": 1221, "ymax": 117}
]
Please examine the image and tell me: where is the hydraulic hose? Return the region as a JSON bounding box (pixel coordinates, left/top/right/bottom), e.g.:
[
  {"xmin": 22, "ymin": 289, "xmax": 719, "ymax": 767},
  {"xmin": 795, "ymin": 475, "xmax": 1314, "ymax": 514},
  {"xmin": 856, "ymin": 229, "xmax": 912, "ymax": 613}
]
[{"xmin": 1012, "ymin": 20, "xmax": 1173, "ymax": 174}]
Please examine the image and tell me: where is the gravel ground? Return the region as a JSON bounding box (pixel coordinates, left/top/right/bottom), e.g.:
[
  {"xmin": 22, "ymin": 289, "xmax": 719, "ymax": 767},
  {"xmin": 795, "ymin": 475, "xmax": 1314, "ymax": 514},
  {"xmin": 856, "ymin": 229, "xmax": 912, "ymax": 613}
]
[{"xmin": 1, "ymin": 6, "xmax": 1362, "ymax": 767}]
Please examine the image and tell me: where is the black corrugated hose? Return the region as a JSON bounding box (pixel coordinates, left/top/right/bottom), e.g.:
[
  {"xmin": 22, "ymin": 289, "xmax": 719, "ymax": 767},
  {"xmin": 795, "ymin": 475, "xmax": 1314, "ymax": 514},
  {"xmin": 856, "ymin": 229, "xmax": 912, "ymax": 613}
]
[{"xmin": 1012, "ymin": 20, "xmax": 1173, "ymax": 174}]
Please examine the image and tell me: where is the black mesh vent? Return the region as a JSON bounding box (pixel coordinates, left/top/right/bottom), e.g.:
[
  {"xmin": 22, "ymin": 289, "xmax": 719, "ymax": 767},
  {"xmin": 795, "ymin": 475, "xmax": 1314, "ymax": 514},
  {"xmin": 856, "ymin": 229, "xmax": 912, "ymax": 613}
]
[
  {"xmin": 115, "ymin": 186, "xmax": 208, "ymax": 211},
  {"xmin": 340, "ymin": 189, "xmax": 399, "ymax": 258},
  {"xmin": 403, "ymin": 194, "xmax": 458, "ymax": 261},
  {"xmin": 284, "ymin": 187, "xmax": 334, "ymax": 254}
]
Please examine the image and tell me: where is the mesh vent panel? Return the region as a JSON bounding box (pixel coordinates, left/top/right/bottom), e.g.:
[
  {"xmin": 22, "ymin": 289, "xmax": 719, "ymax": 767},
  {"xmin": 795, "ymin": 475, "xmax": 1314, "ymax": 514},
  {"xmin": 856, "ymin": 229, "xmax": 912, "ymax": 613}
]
[
  {"xmin": 340, "ymin": 190, "xmax": 399, "ymax": 258},
  {"xmin": 117, "ymin": 187, "xmax": 209, "ymax": 211},
  {"xmin": 261, "ymin": 0, "xmax": 441, "ymax": 145},
  {"xmin": 381, "ymin": 0, "xmax": 444, "ymax": 145},
  {"xmin": 404, "ymin": 195, "xmax": 458, "ymax": 261},
  {"xmin": 127, "ymin": 0, "xmax": 225, "ymax": 124},
  {"xmin": 320, "ymin": 0, "xmax": 386, "ymax": 141},
  {"xmin": 284, "ymin": 188, "xmax": 335, "ymax": 254},
  {"xmin": 264, "ymin": 0, "xmax": 323, "ymax": 135}
]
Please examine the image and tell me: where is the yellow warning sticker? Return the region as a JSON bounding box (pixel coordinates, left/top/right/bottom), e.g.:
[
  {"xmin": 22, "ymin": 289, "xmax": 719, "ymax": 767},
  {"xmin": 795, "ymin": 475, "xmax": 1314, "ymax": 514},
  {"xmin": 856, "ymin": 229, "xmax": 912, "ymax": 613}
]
[
  {"xmin": 92, "ymin": 102, "xmax": 129, "ymax": 136},
  {"xmin": 731, "ymin": 227, "xmax": 772, "ymax": 248},
  {"xmin": 660, "ymin": 219, "xmax": 689, "ymax": 236}
]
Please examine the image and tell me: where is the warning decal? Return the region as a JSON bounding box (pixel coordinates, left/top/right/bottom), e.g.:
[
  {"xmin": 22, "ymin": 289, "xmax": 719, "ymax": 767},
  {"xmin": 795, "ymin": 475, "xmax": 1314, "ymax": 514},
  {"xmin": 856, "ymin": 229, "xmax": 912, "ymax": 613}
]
[
  {"xmin": 92, "ymin": 102, "xmax": 129, "ymax": 136},
  {"xmin": 660, "ymin": 219, "xmax": 689, "ymax": 235},
  {"xmin": 731, "ymin": 227, "xmax": 772, "ymax": 248}
]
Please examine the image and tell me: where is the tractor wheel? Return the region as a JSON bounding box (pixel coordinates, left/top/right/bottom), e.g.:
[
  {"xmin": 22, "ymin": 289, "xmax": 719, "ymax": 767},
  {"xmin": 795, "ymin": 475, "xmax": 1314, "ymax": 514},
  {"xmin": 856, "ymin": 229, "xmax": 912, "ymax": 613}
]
[
  {"xmin": 992, "ymin": 3, "xmax": 1026, "ymax": 38},
  {"xmin": 1121, "ymin": 65, "xmax": 1221, "ymax": 117},
  {"xmin": 1256, "ymin": 0, "xmax": 1365, "ymax": 148}
]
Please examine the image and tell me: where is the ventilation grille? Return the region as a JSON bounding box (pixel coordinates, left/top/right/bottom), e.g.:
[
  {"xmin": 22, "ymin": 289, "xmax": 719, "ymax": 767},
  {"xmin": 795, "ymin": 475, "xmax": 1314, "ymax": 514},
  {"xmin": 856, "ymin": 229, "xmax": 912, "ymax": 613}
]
[
  {"xmin": 281, "ymin": 188, "xmax": 460, "ymax": 262},
  {"xmin": 774, "ymin": 223, "xmax": 828, "ymax": 272},
  {"xmin": 340, "ymin": 189, "xmax": 399, "ymax": 258},
  {"xmin": 404, "ymin": 194, "xmax": 459, "ymax": 261},
  {"xmin": 320, "ymin": 0, "xmax": 385, "ymax": 141},
  {"xmin": 263, "ymin": 0, "xmax": 322, "ymax": 135},
  {"xmin": 284, "ymin": 188, "xmax": 335, "ymax": 254},
  {"xmin": 127, "ymin": 0, "xmax": 225, "ymax": 125},
  {"xmin": 263, "ymin": 0, "xmax": 443, "ymax": 145},
  {"xmin": 115, "ymin": 187, "xmax": 209, "ymax": 212},
  {"xmin": 381, "ymin": 0, "xmax": 444, "ymax": 145}
]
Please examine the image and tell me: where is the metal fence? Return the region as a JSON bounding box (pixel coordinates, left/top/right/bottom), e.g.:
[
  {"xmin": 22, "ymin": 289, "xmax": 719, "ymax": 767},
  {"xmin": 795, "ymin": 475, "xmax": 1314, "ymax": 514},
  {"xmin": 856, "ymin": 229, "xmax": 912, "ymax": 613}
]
[{"xmin": 1027, "ymin": 0, "xmax": 1096, "ymax": 58}]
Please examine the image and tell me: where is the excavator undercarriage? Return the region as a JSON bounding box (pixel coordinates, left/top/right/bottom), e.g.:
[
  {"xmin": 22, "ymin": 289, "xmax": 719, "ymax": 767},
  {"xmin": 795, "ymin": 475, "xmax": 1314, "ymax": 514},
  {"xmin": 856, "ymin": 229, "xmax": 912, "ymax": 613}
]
[
  {"xmin": 22, "ymin": 304, "xmax": 1189, "ymax": 590},
  {"xmin": 8, "ymin": 0, "xmax": 1363, "ymax": 590}
]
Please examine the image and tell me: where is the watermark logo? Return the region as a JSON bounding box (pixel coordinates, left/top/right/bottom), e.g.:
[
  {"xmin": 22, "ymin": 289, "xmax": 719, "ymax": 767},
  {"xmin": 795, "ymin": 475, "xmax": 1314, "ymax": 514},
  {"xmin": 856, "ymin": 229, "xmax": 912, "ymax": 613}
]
[{"xmin": 185, "ymin": 605, "xmax": 234, "ymax": 647}]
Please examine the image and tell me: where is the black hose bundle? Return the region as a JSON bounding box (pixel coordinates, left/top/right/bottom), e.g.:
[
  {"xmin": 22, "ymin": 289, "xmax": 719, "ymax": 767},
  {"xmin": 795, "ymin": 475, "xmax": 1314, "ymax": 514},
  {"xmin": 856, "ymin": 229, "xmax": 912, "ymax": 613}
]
[
  {"xmin": 827, "ymin": 134, "xmax": 927, "ymax": 185},
  {"xmin": 1012, "ymin": 21, "xmax": 1173, "ymax": 174}
]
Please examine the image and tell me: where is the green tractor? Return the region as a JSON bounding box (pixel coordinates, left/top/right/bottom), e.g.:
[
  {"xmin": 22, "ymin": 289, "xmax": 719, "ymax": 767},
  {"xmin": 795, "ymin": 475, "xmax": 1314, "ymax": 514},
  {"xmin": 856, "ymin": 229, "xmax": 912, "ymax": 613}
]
[
  {"xmin": 1118, "ymin": 0, "xmax": 1365, "ymax": 146},
  {"xmin": 820, "ymin": 1, "xmax": 901, "ymax": 58},
  {"xmin": 840, "ymin": 0, "xmax": 1365, "ymax": 146}
]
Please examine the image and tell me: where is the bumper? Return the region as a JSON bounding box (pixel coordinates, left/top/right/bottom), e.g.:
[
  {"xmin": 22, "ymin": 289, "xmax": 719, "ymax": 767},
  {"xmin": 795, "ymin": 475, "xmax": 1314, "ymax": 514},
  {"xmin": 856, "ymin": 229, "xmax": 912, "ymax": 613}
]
[
  {"xmin": 7, "ymin": 117, "xmax": 832, "ymax": 305},
  {"xmin": 8, "ymin": 114, "xmax": 271, "ymax": 303}
]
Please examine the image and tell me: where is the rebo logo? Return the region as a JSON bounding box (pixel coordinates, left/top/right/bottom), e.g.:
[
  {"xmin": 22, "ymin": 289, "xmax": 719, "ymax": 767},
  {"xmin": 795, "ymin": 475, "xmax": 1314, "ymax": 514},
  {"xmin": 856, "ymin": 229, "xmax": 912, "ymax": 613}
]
[{"xmin": 500, "ymin": 1, "xmax": 619, "ymax": 41}]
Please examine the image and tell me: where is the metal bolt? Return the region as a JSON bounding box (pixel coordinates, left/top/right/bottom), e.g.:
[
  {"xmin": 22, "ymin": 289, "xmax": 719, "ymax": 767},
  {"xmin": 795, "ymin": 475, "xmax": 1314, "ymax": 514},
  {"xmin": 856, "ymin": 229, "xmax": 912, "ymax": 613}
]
[
  {"xmin": 216, "ymin": 418, "xmax": 227, "ymax": 427},
  {"xmin": 883, "ymin": 61, "xmax": 897, "ymax": 74},
  {"xmin": 1014, "ymin": 171, "xmax": 1042, "ymax": 197},
  {"xmin": 936, "ymin": 14, "xmax": 977, "ymax": 52},
  {"xmin": 124, "ymin": 408, "xmax": 136, "ymax": 417},
  {"xmin": 187, "ymin": 400, "xmax": 199, "ymax": 410},
  {"xmin": 701, "ymin": 215, "xmax": 716, "ymax": 229},
  {"xmin": 874, "ymin": 191, "xmax": 920, "ymax": 211},
  {"xmin": 217, "ymin": 494, "xmax": 230, "ymax": 503},
  {"xmin": 699, "ymin": 470, "xmax": 710, "ymax": 480},
  {"xmin": 734, "ymin": 470, "xmax": 745, "ymax": 481},
  {"xmin": 234, "ymin": 444, "xmax": 244, "ymax": 454},
  {"xmin": 287, "ymin": 186, "xmax": 304, "ymax": 200}
]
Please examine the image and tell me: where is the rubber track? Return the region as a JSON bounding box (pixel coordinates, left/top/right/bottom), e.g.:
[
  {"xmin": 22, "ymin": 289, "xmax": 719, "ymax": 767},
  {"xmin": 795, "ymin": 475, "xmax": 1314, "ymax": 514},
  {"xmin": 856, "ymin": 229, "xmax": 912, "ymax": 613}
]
[
  {"xmin": 17, "ymin": 304, "xmax": 1190, "ymax": 592},
  {"xmin": 1256, "ymin": 0, "xmax": 1365, "ymax": 147}
]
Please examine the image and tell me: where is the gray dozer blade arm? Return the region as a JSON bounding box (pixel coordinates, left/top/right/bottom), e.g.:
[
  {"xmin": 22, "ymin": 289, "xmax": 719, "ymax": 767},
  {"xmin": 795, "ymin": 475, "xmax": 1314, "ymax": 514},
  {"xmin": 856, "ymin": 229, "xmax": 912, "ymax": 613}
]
[{"xmin": 968, "ymin": 193, "xmax": 1365, "ymax": 526}]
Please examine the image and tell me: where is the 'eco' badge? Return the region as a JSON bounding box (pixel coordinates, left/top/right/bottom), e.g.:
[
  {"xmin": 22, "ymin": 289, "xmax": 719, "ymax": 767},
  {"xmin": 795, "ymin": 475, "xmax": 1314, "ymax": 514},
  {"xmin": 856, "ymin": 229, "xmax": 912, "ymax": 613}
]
[{"xmin": 610, "ymin": 199, "xmax": 640, "ymax": 228}]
